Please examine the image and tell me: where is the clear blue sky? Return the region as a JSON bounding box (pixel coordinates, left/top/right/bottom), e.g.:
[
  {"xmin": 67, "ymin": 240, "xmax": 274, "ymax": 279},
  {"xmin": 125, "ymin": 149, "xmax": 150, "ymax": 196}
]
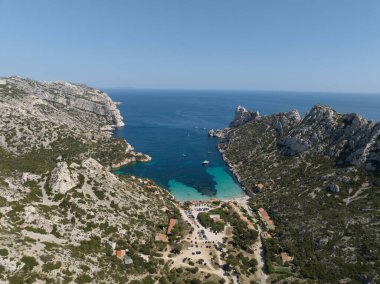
[{"xmin": 1, "ymin": 0, "xmax": 379, "ymax": 93}]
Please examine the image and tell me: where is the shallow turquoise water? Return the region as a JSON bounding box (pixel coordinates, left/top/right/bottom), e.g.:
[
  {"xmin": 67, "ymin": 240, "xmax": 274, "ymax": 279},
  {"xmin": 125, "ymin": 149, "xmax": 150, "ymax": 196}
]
[
  {"xmin": 206, "ymin": 167, "xmax": 246, "ymax": 200},
  {"xmin": 167, "ymin": 167, "xmax": 246, "ymax": 201},
  {"xmin": 167, "ymin": 179, "xmax": 210, "ymax": 201}
]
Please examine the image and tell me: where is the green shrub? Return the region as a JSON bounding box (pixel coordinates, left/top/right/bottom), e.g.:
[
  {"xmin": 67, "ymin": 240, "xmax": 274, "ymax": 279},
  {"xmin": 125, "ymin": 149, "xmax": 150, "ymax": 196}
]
[
  {"xmin": 21, "ymin": 255, "xmax": 38, "ymax": 271},
  {"xmin": 0, "ymin": 248, "xmax": 8, "ymax": 256},
  {"xmin": 42, "ymin": 261, "xmax": 62, "ymax": 272}
]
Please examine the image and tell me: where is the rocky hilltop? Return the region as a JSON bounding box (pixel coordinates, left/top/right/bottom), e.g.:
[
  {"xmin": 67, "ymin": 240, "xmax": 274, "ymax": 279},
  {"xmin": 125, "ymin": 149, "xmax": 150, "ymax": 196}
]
[
  {"xmin": 220, "ymin": 104, "xmax": 380, "ymax": 173},
  {"xmin": 212, "ymin": 104, "xmax": 380, "ymax": 283},
  {"xmin": 0, "ymin": 77, "xmax": 195, "ymax": 283}
]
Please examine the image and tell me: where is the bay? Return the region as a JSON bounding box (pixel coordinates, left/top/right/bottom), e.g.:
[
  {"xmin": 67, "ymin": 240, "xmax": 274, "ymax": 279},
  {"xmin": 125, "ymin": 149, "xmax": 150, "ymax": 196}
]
[{"xmin": 108, "ymin": 89, "xmax": 380, "ymax": 201}]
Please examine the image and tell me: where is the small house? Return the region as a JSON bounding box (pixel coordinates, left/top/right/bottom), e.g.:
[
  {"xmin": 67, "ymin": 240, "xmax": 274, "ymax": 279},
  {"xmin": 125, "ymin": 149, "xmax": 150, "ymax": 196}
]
[
  {"xmin": 280, "ymin": 252, "xmax": 294, "ymax": 264},
  {"xmin": 166, "ymin": 218, "xmax": 177, "ymax": 235},
  {"xmin": 113, "ymin": 250, "xmax": 127, "ymax": 258},
  {"xmin": 155, "ymin": 233, "xmax": 168, "ymax": 242},
  {"xmin": 258, "ymin": 208, "xmax": 275, "ymax": 230},
  {"xmin": 210, "ymin": 214, "xmax": 221, "ymax": 222},
  {"xmin": 255, "ymin": 183, "xmax": 265, "ymax": 193},
  {"xmin": 260, "ymin": 231, "xmax": 271, "ymax": 239}
]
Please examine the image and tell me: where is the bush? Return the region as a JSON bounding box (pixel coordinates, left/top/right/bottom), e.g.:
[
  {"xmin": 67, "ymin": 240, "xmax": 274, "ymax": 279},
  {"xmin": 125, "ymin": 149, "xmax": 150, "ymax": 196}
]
[
  {"xmin": 0, "ymin": 248, "xmax": 9, "ymax": 256},
  {"xmin": 21, "ymin": 255, "xmax": 38, "ymax": 271},
  {"xmin": 75, "ymin": 274, "xmax": 92, "ymax": 284},
  {"xmin": 42, "ymin": 261, "xmax": 62, "ymax": 272}
]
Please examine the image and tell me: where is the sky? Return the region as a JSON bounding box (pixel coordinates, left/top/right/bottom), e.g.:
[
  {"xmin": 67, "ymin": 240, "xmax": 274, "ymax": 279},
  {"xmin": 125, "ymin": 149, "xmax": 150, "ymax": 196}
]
[{"xmin": 0, "ymin": 0, "xmax": 379, "ymax": 93}]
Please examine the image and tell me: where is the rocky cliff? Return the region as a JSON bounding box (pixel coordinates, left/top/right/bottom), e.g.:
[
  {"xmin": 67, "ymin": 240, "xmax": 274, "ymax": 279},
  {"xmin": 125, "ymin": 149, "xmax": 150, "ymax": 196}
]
[
  {"xmin": 223, "ymin": 104, "xmax": 380, "ymax": 174},
  {"xmin": 213, "ymin": 104, "xmax": 380, "ymax": 283}
]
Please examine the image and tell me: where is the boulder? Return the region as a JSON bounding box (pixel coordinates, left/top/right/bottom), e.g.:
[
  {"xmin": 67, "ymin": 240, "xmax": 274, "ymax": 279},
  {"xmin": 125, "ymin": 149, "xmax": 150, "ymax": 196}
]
[
  {"xmin": 278, "ymin": 137, "xmax": 308, "ymax": 156},
  {"xmin": 326, "ymin": 183, "xmax": 340, "ymax": 193},
  {"xmin": 50, "ymin": 162, "xmax": 78, "ymax": 194}
]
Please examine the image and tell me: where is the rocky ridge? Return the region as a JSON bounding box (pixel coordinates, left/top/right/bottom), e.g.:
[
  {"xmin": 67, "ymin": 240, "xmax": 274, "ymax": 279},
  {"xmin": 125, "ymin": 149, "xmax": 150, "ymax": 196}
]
[
  {"xmin": 211, "ymin": 104, "xmax": 380, "ymax": 282},
  {"xmin": 218, "ymin": 104, "xmax": 380, "ymax": 173}
]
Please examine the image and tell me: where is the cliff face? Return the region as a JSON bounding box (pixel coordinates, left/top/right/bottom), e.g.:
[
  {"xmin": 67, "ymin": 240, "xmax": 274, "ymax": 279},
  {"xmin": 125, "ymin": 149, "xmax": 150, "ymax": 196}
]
[
  {"xmin": 0, "ymin": 77, "xmax": 127, "ymax": 155},
  {"xmin": 214, "ymin": 104, "xmax": 380, "ymax": 282}
]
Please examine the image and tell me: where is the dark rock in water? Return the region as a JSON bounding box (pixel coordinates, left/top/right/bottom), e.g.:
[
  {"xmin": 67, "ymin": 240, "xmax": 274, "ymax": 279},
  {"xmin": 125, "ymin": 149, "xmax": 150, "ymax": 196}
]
[
  {"xmin": 326, "ymin": 183, "xmax": 340, "ymax": 193},
  {"xmin": 229, "ymin": 105, "xmax": 260, "ymax": 127},
  {"xmin": 373, "ymin": 179, "xmax": 380, "ymax": 186}
]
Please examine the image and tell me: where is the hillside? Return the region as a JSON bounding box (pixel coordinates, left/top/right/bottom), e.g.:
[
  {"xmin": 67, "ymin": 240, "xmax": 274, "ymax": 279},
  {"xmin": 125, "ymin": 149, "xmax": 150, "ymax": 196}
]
[
  {"xmin": 0, "ymin": 77, "xmax": 203, "ymax": 283},
  {"xmin": 211, "ymin": 105, "xmax": 380, "ymax": 283}
]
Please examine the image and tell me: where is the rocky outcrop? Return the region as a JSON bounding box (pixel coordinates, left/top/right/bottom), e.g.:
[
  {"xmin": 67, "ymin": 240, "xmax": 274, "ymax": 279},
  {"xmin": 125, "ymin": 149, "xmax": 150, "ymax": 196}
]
[
  {"xmin": 50, "ymin": 162, "xmax": 78, "ymax": 194},
  {"xmin": 208, "ymin": 129, "xmax": 226, "ymax": 138},
  {"xmin": 230, "ymin": 105, "xmax": 260, "ymax": 127},
  {"xmin": 278, "ymin": 104, "xmax": 380, "ymax": 171},
  {"xmin": 326, "ymin": 183, "xmax": 340, "ymax": 193}
]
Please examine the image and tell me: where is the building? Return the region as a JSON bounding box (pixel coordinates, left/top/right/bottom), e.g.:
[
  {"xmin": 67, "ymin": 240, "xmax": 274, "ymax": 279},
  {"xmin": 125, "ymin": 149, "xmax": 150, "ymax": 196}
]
[
  {"xmin": 255, "ymin": 183, "xmax": 265, "ymax": 193},
  {"xmin": 166, "ymin": 218, "xmax": 177, "ymax": 235},
  {"xmin": 260, "ymin": 231, "xmax": 271, "ymax": 239},
  {"xmin": 280, "ymin": 252, "xmax": 294, "ymax": 264},
  {"xmin": 210, "ymin": 214, "xmax": 221, "ymax": 222},
  {"xmin": 155, "ymin": 233, "xmax": 168, "ymax": 242},
  {"xmin": 258, "ymin": 208, "xmax": 275, "ymax": 230},
  {"xmin": 113, "ymin": 250, "xmax": 126, "ymax": 258}
]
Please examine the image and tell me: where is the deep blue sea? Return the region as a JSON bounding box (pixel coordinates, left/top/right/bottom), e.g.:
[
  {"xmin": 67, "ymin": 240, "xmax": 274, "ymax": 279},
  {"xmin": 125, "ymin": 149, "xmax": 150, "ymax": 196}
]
[{"xmin": 107, "ymin": 89, "xmax": 380, "ymax": 201}]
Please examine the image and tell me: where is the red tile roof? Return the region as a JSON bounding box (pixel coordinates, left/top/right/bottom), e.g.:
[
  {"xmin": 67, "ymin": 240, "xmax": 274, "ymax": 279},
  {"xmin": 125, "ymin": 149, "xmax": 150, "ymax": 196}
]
[
  {"xmin": 114, "ymin": 250, "xmax": 126, "ymax": 258},
  {"xmin": 280, "ymin": 252, "xmax": 294, "ymax": 263},
  {"xmin": 257, "ymin": 183, "xmax": 265, "ymax": 190},
  {"xmin": 155, "ymin": 233, "xmax": 168, "ymax": 242},
  {"xmin": 258, "ymin": 208, "xmax": 275, "ymax": 230},
  {"xmin": 166, "ymin": 218, "xmax": 177, "ymax": 235}
]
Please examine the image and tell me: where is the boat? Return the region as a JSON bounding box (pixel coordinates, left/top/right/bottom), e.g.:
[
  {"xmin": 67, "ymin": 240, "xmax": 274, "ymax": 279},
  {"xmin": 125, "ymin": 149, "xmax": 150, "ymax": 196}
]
[
  {"xmin": 182, "ymin": 153, "xmax": 187, "ymax": 157},
  {"xmin": 202, "ymin": 160, "xmax": 210, "ymax": 165},
  {"xmin": 208, "ymin": 151, "xmax": 212, "ymax": 154}
]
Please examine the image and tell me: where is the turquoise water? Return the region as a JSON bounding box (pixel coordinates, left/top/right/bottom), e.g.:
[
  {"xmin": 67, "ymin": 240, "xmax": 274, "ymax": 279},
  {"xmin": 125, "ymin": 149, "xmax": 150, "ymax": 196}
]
[
  {"xmin": 167, "ymin": 167, "xmax": 246, "ymax": 201},
  {"xmin": 108, "ymin": 89, "xmax": 380, "ymax": 201}
]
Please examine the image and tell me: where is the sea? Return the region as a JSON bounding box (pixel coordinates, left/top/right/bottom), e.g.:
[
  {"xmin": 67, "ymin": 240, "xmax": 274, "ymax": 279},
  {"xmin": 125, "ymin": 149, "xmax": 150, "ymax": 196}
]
[{"xmin": 107, "ymin": 89, "xmax": 380, "ymax": 201}]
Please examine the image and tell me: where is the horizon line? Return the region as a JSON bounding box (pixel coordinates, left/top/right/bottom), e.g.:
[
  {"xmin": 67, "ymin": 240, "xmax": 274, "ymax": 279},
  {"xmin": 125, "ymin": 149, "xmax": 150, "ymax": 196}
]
[{"xmin": 100, "ymin": 86, "xmax": 380, "ymax": 96}]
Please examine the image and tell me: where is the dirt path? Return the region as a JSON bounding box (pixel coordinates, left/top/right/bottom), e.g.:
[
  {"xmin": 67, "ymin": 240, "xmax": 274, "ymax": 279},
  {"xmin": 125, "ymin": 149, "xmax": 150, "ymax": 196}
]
[{"xmin": 239, "ymin": 201, "xmax": 268, "ymax": 283}]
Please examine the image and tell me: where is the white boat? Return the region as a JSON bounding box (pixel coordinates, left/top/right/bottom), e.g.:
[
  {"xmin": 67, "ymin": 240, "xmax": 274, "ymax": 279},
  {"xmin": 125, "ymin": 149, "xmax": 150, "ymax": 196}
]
[{"xmin": 202, "ymin": 160, "xmax": 210, "ymax": 165}]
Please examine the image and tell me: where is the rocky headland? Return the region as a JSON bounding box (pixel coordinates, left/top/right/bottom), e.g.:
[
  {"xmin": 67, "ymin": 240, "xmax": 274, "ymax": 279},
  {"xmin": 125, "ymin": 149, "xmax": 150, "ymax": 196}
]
[{"xmin": 210, "ymin": 104, "xmax": 380, "ymax": 283}]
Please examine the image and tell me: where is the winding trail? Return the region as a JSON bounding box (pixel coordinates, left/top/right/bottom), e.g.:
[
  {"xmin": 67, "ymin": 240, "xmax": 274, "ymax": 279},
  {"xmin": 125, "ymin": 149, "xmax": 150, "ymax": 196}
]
[{"xmin": 238, "ymin": 200, "xmax": 269, "ymax": 283}]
